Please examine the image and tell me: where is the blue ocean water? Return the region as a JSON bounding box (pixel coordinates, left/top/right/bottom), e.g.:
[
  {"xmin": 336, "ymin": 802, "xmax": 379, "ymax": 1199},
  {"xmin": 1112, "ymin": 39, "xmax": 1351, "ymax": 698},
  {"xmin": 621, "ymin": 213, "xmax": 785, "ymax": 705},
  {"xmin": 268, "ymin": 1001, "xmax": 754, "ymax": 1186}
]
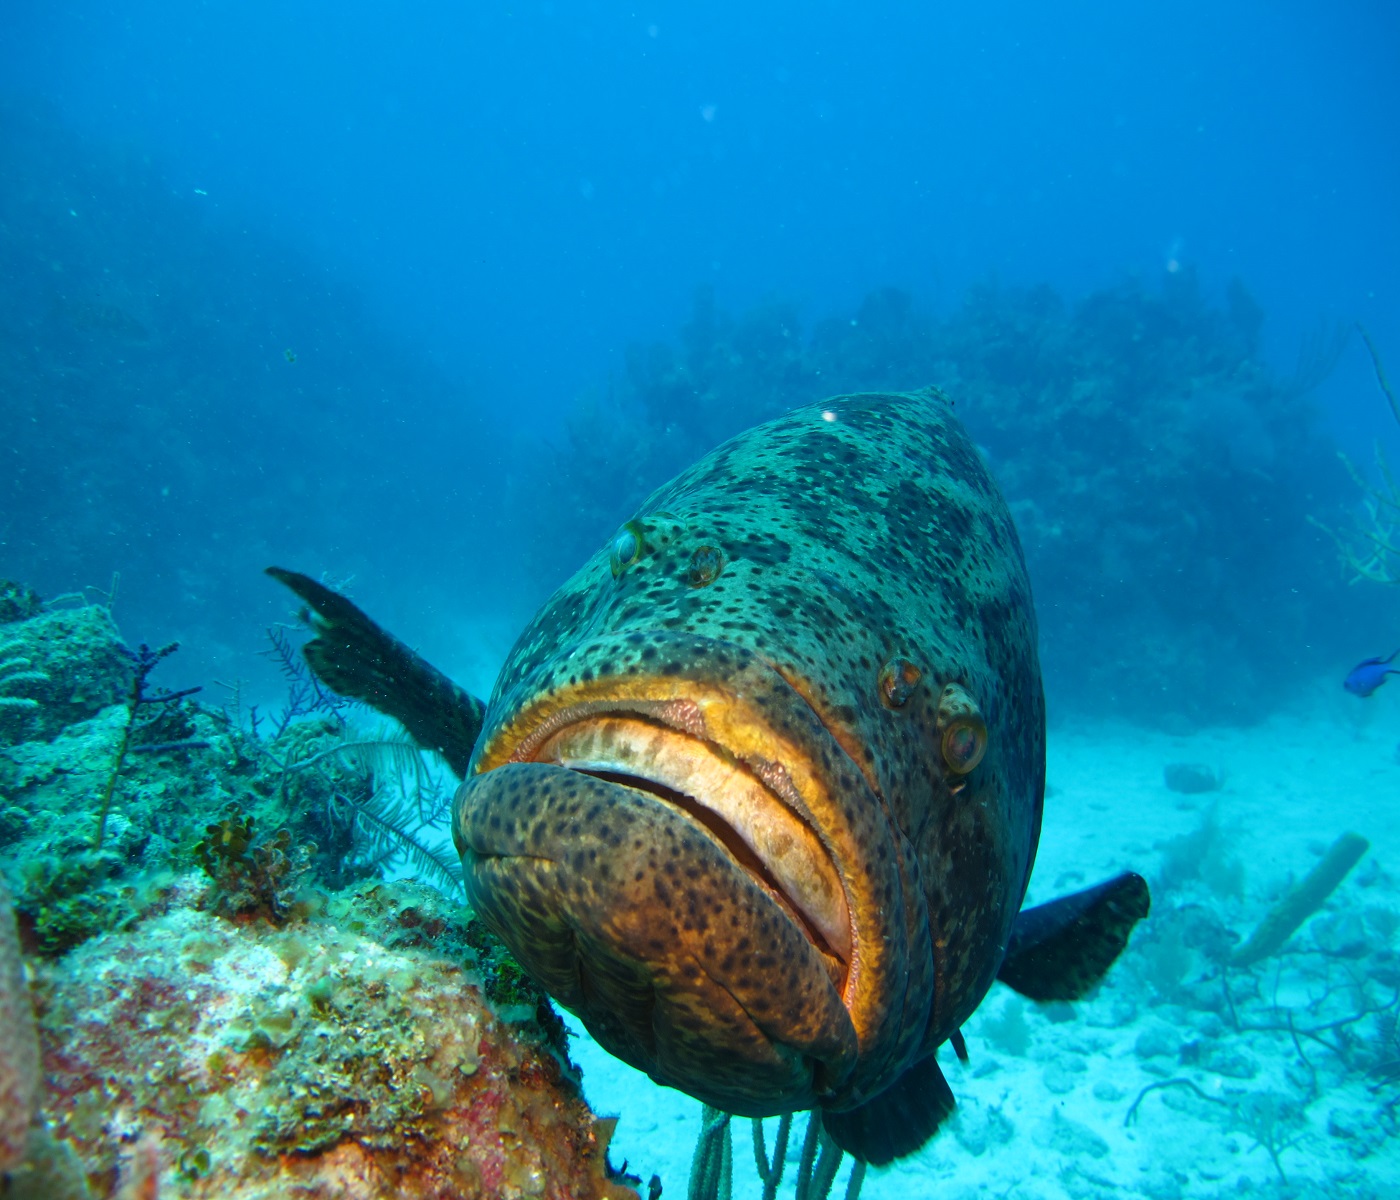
[
  {"xmin": 2, "ymin": 0, "xmax": 1398, "ymax": 694},
  {"xmin": 2, "ymin": 2, "xmax": 1400, "ymax": 1197}
]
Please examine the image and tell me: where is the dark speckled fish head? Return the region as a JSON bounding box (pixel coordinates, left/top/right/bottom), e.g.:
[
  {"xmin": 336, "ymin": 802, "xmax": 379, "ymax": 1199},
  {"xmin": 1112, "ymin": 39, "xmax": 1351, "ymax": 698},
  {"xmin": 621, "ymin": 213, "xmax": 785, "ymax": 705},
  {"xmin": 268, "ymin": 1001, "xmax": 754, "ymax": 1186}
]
[{"xmin": 453, "ymin": 389, "xmax": 1045, "ymax": 1118}]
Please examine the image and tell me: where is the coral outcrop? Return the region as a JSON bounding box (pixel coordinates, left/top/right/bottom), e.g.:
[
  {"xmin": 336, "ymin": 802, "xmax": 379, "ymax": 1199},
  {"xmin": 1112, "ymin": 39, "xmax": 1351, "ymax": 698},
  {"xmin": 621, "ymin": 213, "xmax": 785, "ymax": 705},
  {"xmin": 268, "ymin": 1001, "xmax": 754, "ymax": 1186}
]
[
  {"xmin": 0, "ymin": 603, "xmax": 130, "ymax": 747},
  {"xmin": 30, "ymin": 879, "xmax": 636, "ymax": 1200}
]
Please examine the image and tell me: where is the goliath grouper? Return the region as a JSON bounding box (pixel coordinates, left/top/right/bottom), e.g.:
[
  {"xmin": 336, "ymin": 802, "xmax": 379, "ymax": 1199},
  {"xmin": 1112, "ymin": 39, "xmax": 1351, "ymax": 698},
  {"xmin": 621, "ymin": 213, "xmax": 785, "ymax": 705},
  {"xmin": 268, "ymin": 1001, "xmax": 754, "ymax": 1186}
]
[{"xmin": 268, "ymin": 388, "xmax": 1149, "ymax": 1166}]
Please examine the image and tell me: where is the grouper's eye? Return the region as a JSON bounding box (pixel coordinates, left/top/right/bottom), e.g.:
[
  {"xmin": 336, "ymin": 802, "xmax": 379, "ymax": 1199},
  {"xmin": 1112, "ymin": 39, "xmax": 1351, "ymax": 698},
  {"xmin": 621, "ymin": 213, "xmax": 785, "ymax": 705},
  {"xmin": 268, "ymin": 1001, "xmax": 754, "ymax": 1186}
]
[
  {"xmin": 937, "ymin": 682, "xmax": 988, "ymax": 774},
  {"xmin": 610, "ymin": 521, "xmax": 645, "ymax": 577}
]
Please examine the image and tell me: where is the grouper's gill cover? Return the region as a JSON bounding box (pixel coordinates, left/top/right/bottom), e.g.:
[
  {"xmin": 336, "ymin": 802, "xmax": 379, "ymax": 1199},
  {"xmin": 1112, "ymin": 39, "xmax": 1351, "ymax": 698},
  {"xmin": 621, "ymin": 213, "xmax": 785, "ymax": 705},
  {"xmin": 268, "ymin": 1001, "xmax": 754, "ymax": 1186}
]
[{"xmin": 454, "ymin": 390, "xmax": 1046, "ymax": 1125}]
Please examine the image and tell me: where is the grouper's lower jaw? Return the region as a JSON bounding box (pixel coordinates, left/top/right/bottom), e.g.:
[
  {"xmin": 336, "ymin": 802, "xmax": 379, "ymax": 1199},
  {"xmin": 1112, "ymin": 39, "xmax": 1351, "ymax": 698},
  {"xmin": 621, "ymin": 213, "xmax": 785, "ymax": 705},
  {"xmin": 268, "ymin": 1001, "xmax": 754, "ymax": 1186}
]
[{"xmin": 456, "ymin": 761, "xmax": 861, "ymax": 1114}]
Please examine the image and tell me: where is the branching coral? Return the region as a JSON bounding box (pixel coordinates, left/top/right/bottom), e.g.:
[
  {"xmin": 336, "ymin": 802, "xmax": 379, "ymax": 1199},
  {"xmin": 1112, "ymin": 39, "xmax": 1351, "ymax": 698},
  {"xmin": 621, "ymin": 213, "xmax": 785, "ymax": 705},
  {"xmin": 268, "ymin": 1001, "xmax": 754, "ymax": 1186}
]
[
  {"xmin": 249, "ymin": 722, "xmax": 462, "ymax": 895},
  {"xmin": 4, "ymin": 605, "xmax": 463, "ymax": 958},
  {"xmin": 94, "ymin": 640, "xmax": 203, "ymax": 851},
  {"xmin": 256, "ymin": 623, "xmax": 351, "ymax": 738},
  {"xmin": 219, "ymin": 626, "xmax": 461, "ymax": 895},
  {"xmin": 1124, "ymin": 1080, "xmax": 1305, "ymax": 1183}
]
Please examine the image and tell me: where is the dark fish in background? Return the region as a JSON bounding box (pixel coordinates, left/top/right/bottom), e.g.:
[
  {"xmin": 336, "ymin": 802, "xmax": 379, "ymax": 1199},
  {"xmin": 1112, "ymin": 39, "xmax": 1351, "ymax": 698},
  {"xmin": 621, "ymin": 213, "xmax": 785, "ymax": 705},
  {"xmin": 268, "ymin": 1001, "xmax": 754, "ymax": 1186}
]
[
  {"xmin": 269, "ymin": 388, "xmax": 1150, "ymax": 1166},
  {"xmin": 1344, "ymin": 650, "xmax": 1400, "ymax": 697}
]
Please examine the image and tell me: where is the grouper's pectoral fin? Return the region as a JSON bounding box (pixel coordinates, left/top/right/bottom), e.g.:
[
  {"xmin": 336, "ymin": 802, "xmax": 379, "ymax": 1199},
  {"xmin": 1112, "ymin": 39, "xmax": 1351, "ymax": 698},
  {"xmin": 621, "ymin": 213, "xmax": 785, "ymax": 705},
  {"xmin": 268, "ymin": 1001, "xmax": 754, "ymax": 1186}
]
[
  {"xmin": 996, "ymin": 871, "xmax": 1151, "ymax": 1002},
  {"xmin": 265, "ymin": 567, "xmax": 485, "ymax": 778},
  {"xmin": 821, "ymin": 1053, "xmax": 955, "ymax": 1167}
]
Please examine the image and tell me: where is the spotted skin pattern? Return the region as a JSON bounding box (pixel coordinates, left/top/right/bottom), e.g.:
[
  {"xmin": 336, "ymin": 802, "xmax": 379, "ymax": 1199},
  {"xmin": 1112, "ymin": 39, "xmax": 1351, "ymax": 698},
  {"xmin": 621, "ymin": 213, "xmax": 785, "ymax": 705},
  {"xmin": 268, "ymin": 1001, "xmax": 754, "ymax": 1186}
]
[{"xmin": 454, "ymin": 389, "xmax": 1045, "ymax": 1124}]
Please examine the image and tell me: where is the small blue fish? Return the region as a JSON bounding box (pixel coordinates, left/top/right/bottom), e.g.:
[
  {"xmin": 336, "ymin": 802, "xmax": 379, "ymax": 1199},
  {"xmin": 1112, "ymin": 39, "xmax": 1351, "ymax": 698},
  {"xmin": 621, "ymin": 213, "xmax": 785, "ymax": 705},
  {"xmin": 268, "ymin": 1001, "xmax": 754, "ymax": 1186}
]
[{"xmin": 1344, "ymin": 650, "xmax": 1400, "ymax": 697}]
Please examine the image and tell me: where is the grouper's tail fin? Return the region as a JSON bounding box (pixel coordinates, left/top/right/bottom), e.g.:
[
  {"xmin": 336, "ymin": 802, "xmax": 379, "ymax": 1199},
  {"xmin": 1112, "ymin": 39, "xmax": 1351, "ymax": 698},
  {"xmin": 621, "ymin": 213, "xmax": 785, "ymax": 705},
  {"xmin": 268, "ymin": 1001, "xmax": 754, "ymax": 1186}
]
[{"xmin": 265, "ymin": 567, "xmax": 485, "ymax": 778}]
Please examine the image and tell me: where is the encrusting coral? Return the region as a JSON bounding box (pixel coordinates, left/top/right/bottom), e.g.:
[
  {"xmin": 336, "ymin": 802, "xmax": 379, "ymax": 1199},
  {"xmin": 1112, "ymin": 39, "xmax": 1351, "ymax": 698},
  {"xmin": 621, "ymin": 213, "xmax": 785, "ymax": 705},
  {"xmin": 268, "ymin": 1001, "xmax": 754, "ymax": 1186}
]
[{"xmin": 31, "ymin": 878, "xmax": 638, "ymax": 1200}]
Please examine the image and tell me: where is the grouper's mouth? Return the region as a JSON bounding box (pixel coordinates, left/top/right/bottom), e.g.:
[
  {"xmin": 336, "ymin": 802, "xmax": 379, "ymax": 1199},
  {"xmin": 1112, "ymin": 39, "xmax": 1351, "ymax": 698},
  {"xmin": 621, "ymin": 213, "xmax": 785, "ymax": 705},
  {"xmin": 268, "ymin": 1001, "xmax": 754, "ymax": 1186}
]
[
  {"xmin": 517, "ymin": 703, "xmax": 853, "ymax": 985},
  {"xmin": 455, "ymin": 666, "xmax": 873, "ymax": 1114}
]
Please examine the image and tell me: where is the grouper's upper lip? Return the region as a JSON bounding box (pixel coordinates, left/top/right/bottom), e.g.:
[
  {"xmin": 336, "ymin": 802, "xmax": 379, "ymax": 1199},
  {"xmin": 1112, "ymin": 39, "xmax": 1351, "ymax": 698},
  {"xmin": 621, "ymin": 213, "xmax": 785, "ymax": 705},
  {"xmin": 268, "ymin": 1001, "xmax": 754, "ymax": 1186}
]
[{"xmin": 480, "ymin": 688, "xmax": 857, "ymax": 995}]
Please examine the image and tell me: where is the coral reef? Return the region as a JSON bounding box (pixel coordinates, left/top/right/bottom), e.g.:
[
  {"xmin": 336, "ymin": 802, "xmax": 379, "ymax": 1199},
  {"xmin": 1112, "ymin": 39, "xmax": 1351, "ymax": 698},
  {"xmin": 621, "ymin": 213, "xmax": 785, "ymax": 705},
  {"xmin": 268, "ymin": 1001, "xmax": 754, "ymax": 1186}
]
[
  {"xmin": 32, "ymin": 878, "xmax": 636, "ymax": 1199},
  {"xmin": 0, "ymin": 588, "xmax": 457, "ymax": 955},
  {"xmin": 0, "ymin": 585, "xmax": 642, "ymax": 1198},
  {"xmin": 0, "ymin": 87, "xmax": 1363, "ymax": 725}
]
